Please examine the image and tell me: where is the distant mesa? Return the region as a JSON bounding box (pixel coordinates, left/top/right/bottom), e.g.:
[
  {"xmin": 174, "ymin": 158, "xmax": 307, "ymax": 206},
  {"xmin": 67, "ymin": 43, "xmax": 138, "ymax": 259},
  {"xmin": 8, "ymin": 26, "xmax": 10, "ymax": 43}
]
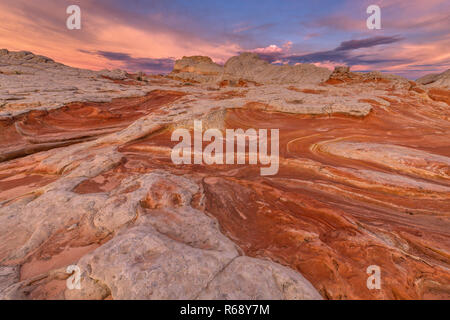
[
  {"xmin": 172, "ymin": 56, "xmax": 222, "ymax": 75},
  {"xmin": 170, "ymin": 55, "xmax": 223, "ymax": 83}
]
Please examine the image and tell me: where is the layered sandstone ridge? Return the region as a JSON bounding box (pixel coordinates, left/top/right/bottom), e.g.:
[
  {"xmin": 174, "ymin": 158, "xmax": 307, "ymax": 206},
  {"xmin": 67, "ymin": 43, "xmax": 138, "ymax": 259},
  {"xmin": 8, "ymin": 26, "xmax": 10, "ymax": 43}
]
[
  {"xmin": 0, "ymin": 49, "xmax": 449, "ymax": 300},
  {"xmin": 171, "ymin": 56, "xmax": 223, "ymax": 83}
]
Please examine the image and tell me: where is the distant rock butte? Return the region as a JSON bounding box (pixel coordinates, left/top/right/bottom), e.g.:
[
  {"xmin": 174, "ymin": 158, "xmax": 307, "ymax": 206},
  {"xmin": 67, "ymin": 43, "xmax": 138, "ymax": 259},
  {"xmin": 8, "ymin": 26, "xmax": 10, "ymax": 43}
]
[
  {"xmin": 172, "ymin": 56, "xmax": 223, "ymax": 75},
  {"xmin": 0, "ymin": 49, "xmax": 449, "ymax": 300}
]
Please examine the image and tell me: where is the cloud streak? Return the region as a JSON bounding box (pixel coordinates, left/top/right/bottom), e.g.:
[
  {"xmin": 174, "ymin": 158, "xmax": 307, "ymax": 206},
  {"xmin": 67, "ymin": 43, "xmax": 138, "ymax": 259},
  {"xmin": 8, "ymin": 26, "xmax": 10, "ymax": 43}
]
[
  {"xmin": 246, "ymin": 36, "xmax": 409, "ymax": 68},
  {"xmin": 286, "ymin": 36, "xmax": 406, "ymax": 66},
  {"xmin": 93, "ymin": 51, "xmax": 175, "ymax": 74}
]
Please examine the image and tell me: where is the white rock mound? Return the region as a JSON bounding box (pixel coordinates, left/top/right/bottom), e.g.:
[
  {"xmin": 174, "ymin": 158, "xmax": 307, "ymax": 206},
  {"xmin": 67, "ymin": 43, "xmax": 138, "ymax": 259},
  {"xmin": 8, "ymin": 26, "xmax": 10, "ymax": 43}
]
[{"xmin": 221, "ymin": 52, "xmax": 331, "ymax": 85}]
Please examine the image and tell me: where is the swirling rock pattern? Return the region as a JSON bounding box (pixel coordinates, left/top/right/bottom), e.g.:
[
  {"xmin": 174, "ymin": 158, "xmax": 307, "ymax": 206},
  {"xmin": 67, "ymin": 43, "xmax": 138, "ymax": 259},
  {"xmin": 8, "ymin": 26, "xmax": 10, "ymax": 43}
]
[{"xmin": 0, "ymin": 51, "xmax": 449, "ymax": 300}]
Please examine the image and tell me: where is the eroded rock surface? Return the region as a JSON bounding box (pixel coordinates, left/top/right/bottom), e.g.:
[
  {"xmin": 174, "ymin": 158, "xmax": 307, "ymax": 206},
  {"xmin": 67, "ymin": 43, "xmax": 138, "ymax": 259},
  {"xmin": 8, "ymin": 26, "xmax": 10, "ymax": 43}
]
[
  {"xmin": 0, "ymin": 50, "xmax": 449, "ymax": 300},
  {"xmin": 221, "ymin": 52, "xmax": 331, "ymax": 85},
  {"xmin": 0, "ymin": 49, "xmax": 155, "ymax": 115},
  {"xmin": 417, "ymin": 69, "xmax": 450, "ymax": 89}
]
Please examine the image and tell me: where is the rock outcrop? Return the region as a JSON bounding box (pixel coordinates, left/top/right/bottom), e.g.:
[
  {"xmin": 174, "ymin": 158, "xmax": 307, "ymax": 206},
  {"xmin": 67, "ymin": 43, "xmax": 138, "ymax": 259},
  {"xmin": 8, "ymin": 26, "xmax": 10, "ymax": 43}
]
[
  {"xmin": 170, "ymin": 56, "xmax": 223, "ymax": 83},
  {"xmin": 0, "ymin": 49, "xmax": 146, "ymax": 115},
  {"xmin": 221, "ymin": 52, "xmax": 331, "ymax": 85},
  {"xmin": 417, "ymin": 69, "xmax": 450, "ymax": 89},
  {"xmin": 0, "ymin": 49, "xmax": 449, "ymax": 300}
]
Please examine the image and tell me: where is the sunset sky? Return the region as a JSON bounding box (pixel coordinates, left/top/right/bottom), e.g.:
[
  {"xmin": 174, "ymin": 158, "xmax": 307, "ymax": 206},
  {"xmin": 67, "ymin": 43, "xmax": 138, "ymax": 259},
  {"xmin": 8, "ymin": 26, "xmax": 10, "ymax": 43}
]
[{"xmin": 0, "ymin": 0, "xmax": 448, "ymax": 79}]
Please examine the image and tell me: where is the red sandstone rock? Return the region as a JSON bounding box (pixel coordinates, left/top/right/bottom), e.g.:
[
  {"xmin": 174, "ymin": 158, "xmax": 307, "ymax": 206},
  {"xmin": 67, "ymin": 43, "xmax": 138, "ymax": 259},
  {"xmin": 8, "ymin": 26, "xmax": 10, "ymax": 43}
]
[{"xmin": 0, "ymin": 51, "xmax": 449, "ymax": 300}]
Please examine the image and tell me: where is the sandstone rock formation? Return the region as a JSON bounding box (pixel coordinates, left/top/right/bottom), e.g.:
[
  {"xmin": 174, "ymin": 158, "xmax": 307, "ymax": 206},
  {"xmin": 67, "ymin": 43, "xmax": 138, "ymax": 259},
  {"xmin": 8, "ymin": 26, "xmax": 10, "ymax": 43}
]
[
  {"xmin": 170, "ymin": 52, "xmax": 331, "ymax": 86},
  {"xmin": 0, "ymin": 49, "xmax": 449, "ymax": 300},
  {"xmin": 171, "ymin": 56, "xmax": 223, "ymax": 83},
  {"xmin": 221, "ymin": 52, "xmax": 331, "ymax": 85},
  {"xmin": 417, "ymin": 69, "xmax": 450, "ymax": 89},
  {"xmin": 0, "ymin": 49, "xmax": 147, "ymax": 115}
]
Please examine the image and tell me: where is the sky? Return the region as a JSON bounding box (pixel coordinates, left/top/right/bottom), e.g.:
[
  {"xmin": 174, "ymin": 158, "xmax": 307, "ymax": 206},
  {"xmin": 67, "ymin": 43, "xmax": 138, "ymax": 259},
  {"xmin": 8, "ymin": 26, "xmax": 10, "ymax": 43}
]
[{"xmin": 0, "ymin": 0, "xmax": 449, "ymax": 79}]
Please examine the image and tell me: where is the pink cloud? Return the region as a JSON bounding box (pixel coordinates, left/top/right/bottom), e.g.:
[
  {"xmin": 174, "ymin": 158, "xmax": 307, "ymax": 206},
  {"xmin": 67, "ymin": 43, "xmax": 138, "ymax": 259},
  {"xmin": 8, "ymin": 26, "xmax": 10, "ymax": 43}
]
[
  {"xmin": 0, "ymin": 0, "xmax": 243, "ymax": 71},
  {"xmin": 252, "ymin": 44, "xmax": 284, "ymax": 54}
]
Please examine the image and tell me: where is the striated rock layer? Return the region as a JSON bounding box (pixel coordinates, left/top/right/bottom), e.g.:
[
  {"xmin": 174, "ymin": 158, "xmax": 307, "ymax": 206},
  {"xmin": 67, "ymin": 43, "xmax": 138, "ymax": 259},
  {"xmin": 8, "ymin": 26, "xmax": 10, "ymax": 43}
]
[{"xmin": 0, "ymin": 50, "xmax": 449, "ymax": 300}]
